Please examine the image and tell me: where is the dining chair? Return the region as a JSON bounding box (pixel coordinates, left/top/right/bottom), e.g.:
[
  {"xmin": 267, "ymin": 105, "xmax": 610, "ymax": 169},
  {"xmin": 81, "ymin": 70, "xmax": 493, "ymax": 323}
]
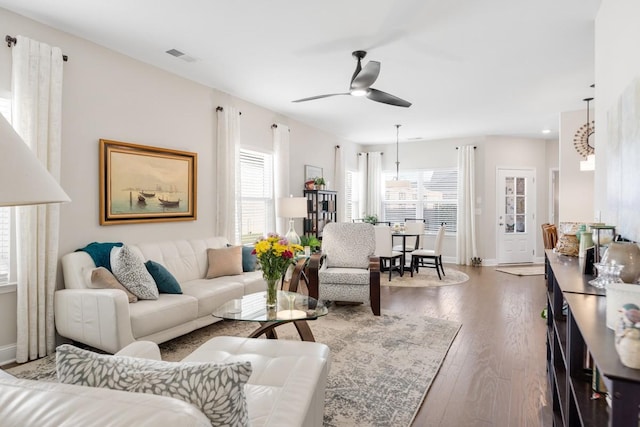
[
  {"xmin": 404, "ymin": 218, "xmax": 426, "ymax": 223},
  {"xmin": 541, "ymin": 223, "xmax": 558, "ymax": 249},
  {"xmin": 410, "ymin": 224, "xmax": 446, "ymax": 279},
  {"xmin": 374, "ymin": 225, "xmax": 403, "ymax": 281},
  {"xmin": 353, "ymin": 219, "xmax": 392, "ymax": 226}
]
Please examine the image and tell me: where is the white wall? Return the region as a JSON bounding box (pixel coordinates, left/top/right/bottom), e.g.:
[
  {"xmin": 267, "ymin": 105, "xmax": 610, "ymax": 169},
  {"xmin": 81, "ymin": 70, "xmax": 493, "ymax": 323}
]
[
  {"xmin": 0, "ymin": 7, "xmax": 359, "ymax": 361},
  {"xmin": 595, "ymin": 0, "xmax": 640, "ymax": 241},
  {"xmin": 364, "ymin": 135, "xmax": 551, "ymax": 264},
  {"xmin": 558, "ymin": 109, "xmax": 595, "ymax": 222}
]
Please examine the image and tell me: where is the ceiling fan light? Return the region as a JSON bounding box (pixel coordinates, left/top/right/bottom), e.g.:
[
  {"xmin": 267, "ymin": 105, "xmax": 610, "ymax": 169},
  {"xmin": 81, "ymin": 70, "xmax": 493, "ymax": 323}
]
[{"xmin": 350, "ymin": 88, "xmax": 368, "ymax": 97}]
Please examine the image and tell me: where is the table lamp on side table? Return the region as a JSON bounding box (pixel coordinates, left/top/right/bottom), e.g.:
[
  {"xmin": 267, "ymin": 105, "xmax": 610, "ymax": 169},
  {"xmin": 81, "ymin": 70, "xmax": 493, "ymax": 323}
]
[{"xmin": 277, "ymin": 195, "xmax": 307, "ymax": 246}]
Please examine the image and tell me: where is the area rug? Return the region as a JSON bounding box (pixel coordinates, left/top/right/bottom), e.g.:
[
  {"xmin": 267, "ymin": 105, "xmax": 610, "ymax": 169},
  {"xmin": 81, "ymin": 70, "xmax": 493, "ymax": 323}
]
[
  {"xmin": 495, "ymin": 265, "xmax": 545, "ymax": 276},
  {"xmin": 384, "ymin": 267, "xmax": 469, "ymax": 287},
  {"xmin": 6, "ymin": 305, "xmax": 460, "ymax": 427}
]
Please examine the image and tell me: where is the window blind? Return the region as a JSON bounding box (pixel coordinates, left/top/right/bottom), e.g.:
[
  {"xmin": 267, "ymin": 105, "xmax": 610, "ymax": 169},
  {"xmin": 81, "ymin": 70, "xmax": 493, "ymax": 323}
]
[
  {"xmin": 382, "ymin": 168, "xmax": 458, "ymax": 234},
  {"xmin": 239, "ymin": 149, "xmax": 273, "ymax": 244},
  {"xmin": 0, "ymin": 98, "xmax": 11, "ymax": 284}
]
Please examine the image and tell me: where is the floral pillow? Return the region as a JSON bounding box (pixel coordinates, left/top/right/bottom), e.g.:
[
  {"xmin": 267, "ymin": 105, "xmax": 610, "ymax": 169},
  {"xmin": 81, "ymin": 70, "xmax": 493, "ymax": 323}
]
[{"xmin": 56, "ymin": 344, "xmax": 252, "ymax": 426}]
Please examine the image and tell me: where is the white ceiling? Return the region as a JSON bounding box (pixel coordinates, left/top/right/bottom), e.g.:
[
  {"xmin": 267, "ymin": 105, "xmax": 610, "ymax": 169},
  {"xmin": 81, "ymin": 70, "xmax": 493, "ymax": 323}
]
[{"xmin": 0, "ymin": 0, "xmax": 601, "ymax": 143}]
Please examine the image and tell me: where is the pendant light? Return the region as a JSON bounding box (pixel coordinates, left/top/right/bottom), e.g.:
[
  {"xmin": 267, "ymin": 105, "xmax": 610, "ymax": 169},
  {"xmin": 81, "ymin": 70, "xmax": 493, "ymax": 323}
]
[
  {"xmin": 386, "ymin": 124, "xmax": 411, "ymax": 188},
  {"xmin": 574, "ymin": 96, "xmax": 595, "ymax": 171}
]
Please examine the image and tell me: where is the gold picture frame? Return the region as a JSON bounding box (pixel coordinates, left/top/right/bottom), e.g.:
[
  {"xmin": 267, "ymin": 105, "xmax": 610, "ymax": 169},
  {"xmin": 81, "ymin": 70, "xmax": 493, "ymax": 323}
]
[{"xmin": 99, "ymin": 139, "xmax": 197, "ymax": 225}]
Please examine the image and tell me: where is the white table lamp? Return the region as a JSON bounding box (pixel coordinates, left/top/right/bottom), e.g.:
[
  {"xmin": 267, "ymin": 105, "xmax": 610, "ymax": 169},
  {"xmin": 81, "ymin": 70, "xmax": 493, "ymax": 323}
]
[
  {"xmin": 0, "ymin": 114, "xmax": 70, "ymax": 206},
  {"xmin": 277, "ymin": 195, "xmax": 307, "ymax": 246}
]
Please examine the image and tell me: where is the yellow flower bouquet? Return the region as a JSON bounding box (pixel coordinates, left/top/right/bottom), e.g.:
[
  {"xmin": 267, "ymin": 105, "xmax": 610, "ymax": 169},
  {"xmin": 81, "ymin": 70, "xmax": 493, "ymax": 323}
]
[{"xmin": 252, "ymin": 233, "xmax": 303, "ymax": 307}]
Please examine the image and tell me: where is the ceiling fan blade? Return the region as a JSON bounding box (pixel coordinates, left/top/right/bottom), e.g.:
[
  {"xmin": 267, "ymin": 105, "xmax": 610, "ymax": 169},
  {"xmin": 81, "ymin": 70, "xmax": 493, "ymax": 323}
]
[
  {"xmin": 351, "ymin": 61, "xmax": 381, "ymax": 89},
  {"xmin": 292, "ymin": 93, "xmax": 349, "ymax": 103},
  {"xmin": 367, "ymin": 88, "xmax": 412, "ymax": 107}
]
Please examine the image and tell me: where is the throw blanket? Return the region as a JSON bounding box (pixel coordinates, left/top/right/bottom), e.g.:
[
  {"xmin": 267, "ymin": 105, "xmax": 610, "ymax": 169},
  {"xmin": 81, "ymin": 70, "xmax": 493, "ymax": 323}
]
[{"xmin": 76, "ymin": 242, "xmax": 123, "ymax": 271}]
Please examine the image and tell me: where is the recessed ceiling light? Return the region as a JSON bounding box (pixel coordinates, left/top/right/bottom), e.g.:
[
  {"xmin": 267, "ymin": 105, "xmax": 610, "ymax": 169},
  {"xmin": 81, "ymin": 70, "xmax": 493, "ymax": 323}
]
[{"xmin": 542, "ymin": 129, "xmax": 551, "ymax": 134}]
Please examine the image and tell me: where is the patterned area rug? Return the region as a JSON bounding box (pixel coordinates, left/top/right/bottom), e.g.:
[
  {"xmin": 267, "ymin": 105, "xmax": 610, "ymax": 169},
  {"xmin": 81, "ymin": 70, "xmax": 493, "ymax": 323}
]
[
  {"xmin": 7, "ymin": 305, "xmax": 461, "ymax": 427},
  {"xmin": 384, "ymin": 267, "xmax": 470, "ymax": 287},
  {"xmin": 495, "ymin": 265, "xmax": 545, "ymax": 276}
]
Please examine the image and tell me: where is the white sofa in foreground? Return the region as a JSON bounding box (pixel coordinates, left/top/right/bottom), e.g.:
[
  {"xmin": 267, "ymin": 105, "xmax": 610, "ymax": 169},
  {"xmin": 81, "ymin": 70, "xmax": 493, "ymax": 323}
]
[
  {"xmin": 0, "ymin": 336, "xmax": 331, "ymax": 427},
  {"xmin": 56, "ymin": 237, "xmax": 266, "ymax": 353}
]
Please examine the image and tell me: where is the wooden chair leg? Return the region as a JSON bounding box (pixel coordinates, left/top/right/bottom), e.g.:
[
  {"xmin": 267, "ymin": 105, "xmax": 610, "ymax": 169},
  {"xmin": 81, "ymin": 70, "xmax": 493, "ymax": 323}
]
[
  {"xmin": 370, "ymin": 272, "xmax": 381, "ymax": 316},
  {"xmin": 439, "ymin": 256, "xmax": 445, "ymax": 276}
]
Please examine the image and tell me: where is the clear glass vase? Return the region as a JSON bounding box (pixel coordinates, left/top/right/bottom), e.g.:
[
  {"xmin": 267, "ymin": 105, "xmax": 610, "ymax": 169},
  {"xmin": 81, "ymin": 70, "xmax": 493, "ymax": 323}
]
[
  {"xmin": 266, "ymin": 278, "xmax": 278, "ymax": 309},
  {"xmin": 589, "ymin": 263, "xmax": 625, "ymax": 289}
]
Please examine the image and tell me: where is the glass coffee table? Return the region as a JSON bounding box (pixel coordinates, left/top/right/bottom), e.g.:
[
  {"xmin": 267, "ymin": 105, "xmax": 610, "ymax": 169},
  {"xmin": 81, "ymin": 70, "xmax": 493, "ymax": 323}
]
[{"xmin": 212, "ymin": 290, "xmax": 328, "ymax": 342}]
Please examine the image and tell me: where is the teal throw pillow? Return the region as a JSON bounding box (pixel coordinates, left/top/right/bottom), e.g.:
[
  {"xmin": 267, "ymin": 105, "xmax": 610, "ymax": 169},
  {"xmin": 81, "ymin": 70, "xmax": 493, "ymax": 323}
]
[
  {"xmin": 145, "ymin": 260, "xmax": 182, "ymax": 294},
  {"xmin": 242, "ymin": 245, "xmax": 257, "ymax": 272}
]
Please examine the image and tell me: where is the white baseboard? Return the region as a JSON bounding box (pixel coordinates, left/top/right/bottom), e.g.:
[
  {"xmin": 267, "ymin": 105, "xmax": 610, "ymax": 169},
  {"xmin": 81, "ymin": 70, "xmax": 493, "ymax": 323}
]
[{"xmin": 0, "ymin": 343, "xmax": 16, "ymax": 366}]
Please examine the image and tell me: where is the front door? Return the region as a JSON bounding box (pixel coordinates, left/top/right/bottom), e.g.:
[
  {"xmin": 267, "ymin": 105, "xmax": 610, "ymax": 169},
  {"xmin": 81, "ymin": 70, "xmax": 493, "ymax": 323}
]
[{"xmin": 496, "ymin": 168, "xmax": 536, "ymax": 264}]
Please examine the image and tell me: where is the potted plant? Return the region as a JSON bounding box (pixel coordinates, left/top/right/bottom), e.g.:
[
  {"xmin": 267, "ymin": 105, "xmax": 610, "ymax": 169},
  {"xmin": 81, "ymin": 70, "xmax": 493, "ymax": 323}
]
[
  {"xmin": 314, "ymin": 177, "xmax": 326, "ymax": 190},
  {"xmin": 300, "ymin": 235, "xmax": 321, "ymax": 253},
  {"xmin": 362, "ymin": 214, "xmax": 378, "ymax": 224}
]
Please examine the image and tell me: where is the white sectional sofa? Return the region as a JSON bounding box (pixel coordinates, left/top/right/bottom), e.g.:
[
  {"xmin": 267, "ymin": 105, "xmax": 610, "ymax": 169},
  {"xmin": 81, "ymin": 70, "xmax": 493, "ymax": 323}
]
[
  {"xmin": 56, "ymin": 237, "xmax": 266, "ymax": 353},
  {"xmin": 0, "ymin": 336, "xmax": 331, "ymax": 427}
]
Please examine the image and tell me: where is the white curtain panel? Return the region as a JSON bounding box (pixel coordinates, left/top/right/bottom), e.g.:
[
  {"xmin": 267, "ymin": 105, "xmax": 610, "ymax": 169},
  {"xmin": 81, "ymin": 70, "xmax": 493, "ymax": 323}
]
[
  {"xmin": 11, "ymin": 36, "xmax": 64, "ymax": 362},
  {"xmin": 273, "ymin": 124, "xmax": 290, "ymax": 235},
  {"xmin": 333, "ymin": 145, "xmax": 344, "ymax": 222},
  {"xmin": 357, "ymin": 153, "xmax": 367, "ymax": 218},
  {"xmin": 456, "ymin": 145, "xmax": 478, "ymax": 265},
  {"xmin": 366, "ymin": 152, "xmax": 383, "ymax": 218},
  {"xmin": 215, "ymin": 107, "xmax": 241, "ymax": 243}
]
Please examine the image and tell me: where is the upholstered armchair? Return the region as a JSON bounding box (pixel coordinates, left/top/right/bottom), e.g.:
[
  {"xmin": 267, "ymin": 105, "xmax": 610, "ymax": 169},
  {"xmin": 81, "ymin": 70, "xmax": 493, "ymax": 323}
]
[{"xmin": 308, "ymin": 222, "xmax": 381, "ymax": 316}]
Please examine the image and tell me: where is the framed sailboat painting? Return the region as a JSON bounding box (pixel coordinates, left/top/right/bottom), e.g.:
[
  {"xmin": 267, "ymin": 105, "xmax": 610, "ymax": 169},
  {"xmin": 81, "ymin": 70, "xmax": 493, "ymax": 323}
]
[{"xmin": 99, "ymin": 139, "xmax": 197, "ymax": 225}]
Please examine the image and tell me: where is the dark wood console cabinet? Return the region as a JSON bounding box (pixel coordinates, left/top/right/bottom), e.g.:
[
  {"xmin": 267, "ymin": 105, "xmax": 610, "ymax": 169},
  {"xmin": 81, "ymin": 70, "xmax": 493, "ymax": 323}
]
[{"xmin": 545, "ymin": 249, "xmax": 640, "ymax": 426}]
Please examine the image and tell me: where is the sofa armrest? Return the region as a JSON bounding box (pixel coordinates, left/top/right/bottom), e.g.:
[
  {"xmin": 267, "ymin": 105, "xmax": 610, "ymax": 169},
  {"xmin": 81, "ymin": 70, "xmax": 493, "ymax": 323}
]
[
  {"xmin": 54, "ymin": 289, "xmax": 135, "ymax": 354},
  {"xmin": 115, "ymin": 341, "xmax": 162, "ymax": 360}
]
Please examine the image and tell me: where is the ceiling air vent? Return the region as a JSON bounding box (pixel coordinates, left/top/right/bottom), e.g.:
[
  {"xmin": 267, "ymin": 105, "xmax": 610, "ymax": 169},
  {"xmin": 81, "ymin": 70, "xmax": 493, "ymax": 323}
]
[{"xmin": 165, "ymin": 48, "xmax": 197, "ymax": 63}]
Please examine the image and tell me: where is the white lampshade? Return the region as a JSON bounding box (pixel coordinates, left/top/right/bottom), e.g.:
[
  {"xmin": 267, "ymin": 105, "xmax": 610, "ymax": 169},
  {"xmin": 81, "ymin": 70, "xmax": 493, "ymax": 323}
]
[
  {"xmin": 0, "ymin": 114, "xmax": 70, "ymax": 206},
  {"xmin": 580, "ymin": 154, "xmax": 595, "ymax": 171},
  {"xmin": 277, "ymin": 196, "xmax": 307, "ymax": 218}
]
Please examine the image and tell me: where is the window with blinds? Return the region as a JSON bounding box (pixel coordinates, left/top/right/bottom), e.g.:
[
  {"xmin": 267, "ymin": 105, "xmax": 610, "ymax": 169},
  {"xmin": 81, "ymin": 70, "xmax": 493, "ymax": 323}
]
[
  {"xmin": 344, "ymin": 170, "xmax": 358, "ymax": 223},
  {"xmin": 382, "ymin": 168, "xmax": 458, "ymax": 234},
  {"xmin": 239, "ymin": 149, "xmax": 273, "ymax": 244},
  {"xmin": 0, "ymin": 97, "xmax": 12, "ymax": 284}
]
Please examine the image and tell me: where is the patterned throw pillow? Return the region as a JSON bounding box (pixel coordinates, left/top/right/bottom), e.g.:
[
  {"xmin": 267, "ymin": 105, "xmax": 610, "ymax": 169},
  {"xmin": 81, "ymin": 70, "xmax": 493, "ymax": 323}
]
[
  {"xmin": 110, "ymin": 245, "xmax": 159, "ymax": 300},
  {"xmin": 56, "ymin": 345, "xmax": 252, "ymax": 427}
]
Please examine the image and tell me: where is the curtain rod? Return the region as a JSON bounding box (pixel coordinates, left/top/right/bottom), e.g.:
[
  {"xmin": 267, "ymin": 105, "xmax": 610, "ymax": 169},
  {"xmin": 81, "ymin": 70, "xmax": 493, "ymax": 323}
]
[
  {"xmin": 455, "ymin": 146, "xmax": 477, "ymax": 149},
  {"xmin": 358, "ymin": 152, "xmax": 383, "ymax": 156},
  {"xmin": 6, "ymin": 35, "xmax": 68, "ymax": 62},
  {"xmin": 215, "ymin": 106, "xmax": 242, "ymax": 115},
  {"xmin": 271, "ymin": 124, "xmax": 290, "ymax": 131}
]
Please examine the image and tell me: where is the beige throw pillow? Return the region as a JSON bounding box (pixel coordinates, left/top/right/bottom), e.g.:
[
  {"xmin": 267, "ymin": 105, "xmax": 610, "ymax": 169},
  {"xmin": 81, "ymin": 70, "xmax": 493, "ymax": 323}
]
[
  {"xmin": 206, "ymin": 246, "xmax": 243, "ymax": 279},
  {"xmin": 89, "ymin": 267, "xmax": 138, "ymax": 303}
]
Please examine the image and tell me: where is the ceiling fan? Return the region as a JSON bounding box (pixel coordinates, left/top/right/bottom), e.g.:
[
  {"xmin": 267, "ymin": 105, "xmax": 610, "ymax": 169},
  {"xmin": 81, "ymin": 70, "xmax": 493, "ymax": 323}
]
[{"xmin": 292, "ymin": 50, "xmax": 411, "ymax": 108}]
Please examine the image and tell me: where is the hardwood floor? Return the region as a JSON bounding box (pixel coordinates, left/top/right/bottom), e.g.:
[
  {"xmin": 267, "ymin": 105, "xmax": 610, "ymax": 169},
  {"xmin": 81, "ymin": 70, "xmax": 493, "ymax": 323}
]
[{"xmin": 381, "ymin": 264, "xmax": 552, "ymax": 427}]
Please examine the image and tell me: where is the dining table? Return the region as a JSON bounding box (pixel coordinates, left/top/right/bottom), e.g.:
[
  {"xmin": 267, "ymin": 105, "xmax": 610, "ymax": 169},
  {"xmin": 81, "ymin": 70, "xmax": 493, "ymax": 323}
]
[{"xmin": 391, "ymin": 231, "xmax": 422, "ymax": 272}]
